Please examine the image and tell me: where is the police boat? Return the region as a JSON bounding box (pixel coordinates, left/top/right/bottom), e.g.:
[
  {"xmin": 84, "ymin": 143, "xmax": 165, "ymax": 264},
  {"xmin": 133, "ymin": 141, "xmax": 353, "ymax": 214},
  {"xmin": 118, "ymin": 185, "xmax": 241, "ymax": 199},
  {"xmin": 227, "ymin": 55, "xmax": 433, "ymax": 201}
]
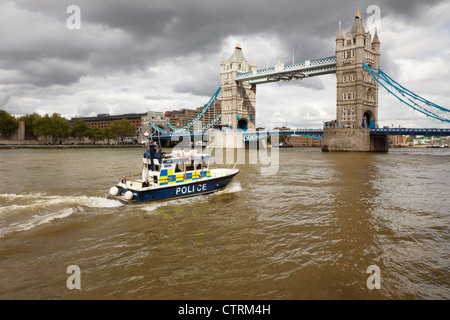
[{"xmin": 108, "ymin": 149, "xmax": 239, "ymax": 204}]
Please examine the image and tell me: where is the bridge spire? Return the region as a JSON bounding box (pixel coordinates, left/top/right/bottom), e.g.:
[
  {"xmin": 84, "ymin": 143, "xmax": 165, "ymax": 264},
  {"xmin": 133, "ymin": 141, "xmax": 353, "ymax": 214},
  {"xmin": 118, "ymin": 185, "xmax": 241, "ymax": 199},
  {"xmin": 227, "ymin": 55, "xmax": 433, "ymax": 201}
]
[
  {"xmin": 356, "ymin": 18, "xmax": 365, "ymax": 37},
  {"xmin": 355, "ymin": 7, "xmax": 361, "ymax": 19},
  {"xmin": 372, "ymin": 28, "xmax": 380, "ymax": 45}
]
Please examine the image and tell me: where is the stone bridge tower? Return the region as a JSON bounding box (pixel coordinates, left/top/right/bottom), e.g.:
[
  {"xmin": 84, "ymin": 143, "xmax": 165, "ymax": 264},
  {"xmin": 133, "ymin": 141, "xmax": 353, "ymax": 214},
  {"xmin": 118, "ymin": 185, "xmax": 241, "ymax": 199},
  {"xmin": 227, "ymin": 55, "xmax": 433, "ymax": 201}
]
[
  {"xmin": 323, "ymin": 9, "xmax": 387, "ymax": 152},
  {"xmin": 335, "ymin": 8, "xmax": 380, "ymax": 129},
  {"xmin": 220, "ymin": 44, "xmax": 257, "ymax": 131}
]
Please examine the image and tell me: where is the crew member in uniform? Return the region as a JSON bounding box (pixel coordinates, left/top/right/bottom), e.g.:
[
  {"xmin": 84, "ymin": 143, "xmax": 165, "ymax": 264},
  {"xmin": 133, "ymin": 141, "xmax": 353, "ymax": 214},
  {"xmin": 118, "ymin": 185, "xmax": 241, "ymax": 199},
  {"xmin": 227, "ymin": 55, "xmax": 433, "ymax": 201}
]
[{"xmin": 150, "ymin": 141, "xmax": 162, "ymax": 171}]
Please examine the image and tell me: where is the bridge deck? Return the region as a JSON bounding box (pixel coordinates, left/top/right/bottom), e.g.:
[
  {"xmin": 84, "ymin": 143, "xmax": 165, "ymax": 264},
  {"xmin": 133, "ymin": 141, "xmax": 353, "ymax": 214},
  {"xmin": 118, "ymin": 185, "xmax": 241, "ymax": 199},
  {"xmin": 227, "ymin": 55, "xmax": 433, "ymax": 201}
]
[
  {"xmin": 369, "ymin": 128, "xmax": 450, "ymax": 136},
  {"xmin": 246, "ymin": 128, "xmax": 450, "ymax": 136}
]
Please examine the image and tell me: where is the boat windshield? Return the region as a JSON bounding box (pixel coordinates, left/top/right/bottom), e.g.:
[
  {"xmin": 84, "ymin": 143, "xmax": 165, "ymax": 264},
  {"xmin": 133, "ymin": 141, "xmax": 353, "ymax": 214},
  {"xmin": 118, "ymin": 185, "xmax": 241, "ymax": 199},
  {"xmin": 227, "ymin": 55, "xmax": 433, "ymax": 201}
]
[{"xmin": 163, "ymin": 154, "xmax": 211, "ymax": 164}]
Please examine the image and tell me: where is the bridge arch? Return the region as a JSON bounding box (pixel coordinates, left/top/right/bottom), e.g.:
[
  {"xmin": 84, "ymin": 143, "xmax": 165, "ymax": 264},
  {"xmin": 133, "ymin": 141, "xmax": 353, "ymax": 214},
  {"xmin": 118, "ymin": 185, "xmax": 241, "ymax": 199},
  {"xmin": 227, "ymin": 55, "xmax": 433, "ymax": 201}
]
[
  {"xmin": 362, "ymin": 110, "xmax": 375, "ymax": 129},
  {"xmin": 237, "ymin": 118, "xmax": 248, "ymax": 131}
]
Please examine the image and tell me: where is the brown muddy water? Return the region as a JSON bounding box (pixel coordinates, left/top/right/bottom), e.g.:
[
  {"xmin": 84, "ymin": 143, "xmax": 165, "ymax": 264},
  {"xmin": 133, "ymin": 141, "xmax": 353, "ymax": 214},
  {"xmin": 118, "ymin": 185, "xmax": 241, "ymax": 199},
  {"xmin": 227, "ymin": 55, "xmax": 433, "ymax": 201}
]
[{"xmin": 0, "ymin": 147, "xmax": 448, "ymax": 299}]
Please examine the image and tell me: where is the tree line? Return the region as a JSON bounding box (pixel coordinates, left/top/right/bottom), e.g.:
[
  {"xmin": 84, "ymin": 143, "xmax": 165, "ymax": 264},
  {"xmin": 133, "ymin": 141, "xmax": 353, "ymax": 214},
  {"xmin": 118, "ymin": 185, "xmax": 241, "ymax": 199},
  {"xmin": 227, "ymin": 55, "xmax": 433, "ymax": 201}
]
[{"xmin": 0, "ymin": 110, "xmax": 136, "ymax": 144}]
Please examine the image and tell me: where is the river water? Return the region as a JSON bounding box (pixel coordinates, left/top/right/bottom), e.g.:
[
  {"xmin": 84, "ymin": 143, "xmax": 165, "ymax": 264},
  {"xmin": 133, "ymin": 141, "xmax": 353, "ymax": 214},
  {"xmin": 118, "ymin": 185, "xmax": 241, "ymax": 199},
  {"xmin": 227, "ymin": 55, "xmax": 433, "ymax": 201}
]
[{"xmin": 0, "ymin": 147, "xmax": 448, "ymax": 300}]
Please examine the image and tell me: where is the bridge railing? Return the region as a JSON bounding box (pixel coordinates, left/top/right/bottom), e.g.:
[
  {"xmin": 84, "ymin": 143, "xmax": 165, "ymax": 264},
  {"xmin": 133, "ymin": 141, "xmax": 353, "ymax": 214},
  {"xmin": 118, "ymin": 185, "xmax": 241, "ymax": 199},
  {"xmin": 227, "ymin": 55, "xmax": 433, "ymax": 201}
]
[{"xmin": 370, "ymin": 128, "xmax": 450, "ymax": 135}]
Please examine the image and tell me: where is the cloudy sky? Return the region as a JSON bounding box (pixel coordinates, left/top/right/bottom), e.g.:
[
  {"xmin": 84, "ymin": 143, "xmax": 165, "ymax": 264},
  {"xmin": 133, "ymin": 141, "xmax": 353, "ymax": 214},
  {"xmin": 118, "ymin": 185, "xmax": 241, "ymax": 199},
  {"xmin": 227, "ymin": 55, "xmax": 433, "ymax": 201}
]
[{"xmin": 1, "ymin": 0, "xmax": 449, "ymax": 129}]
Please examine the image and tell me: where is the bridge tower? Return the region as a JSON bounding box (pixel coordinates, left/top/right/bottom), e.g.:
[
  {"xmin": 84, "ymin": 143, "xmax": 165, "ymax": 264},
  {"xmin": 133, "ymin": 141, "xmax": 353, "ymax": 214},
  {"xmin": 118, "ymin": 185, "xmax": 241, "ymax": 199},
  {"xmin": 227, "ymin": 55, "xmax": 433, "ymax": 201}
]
[
  {"xmin": 323, "ymin": 9, "xmax": 387, "ymax": 152},
  {"xmin": 220, "ymin": 44, "xmax": 257, "ymax": 132},
  {"xmin": 336, "ymin": 8, "xmax": 380, "ymax": 129}
]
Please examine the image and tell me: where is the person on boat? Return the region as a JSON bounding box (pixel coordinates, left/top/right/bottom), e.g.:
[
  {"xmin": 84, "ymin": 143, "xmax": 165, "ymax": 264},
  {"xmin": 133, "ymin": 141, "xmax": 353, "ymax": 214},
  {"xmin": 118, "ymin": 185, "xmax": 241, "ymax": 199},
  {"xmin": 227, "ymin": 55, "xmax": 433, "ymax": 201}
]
[
  {"xmin": 150, "ymin": 141, "xmax": 162, "ymax": 171},
  {"xmin": 144, "ymin": 143, "xmax": 151, "ymax": 158}
]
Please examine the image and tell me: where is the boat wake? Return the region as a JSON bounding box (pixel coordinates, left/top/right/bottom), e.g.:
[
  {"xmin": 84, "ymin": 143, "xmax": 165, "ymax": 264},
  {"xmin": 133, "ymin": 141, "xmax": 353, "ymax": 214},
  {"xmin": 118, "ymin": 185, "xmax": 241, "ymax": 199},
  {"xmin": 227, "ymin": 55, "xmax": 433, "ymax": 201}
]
[
  {"xmin": 0, "ymin": 193, "xmax": 123, "ymax": 238},
  {"xmin": 0, "ymin": 182, "xmax": 243, "ymax": 237}
]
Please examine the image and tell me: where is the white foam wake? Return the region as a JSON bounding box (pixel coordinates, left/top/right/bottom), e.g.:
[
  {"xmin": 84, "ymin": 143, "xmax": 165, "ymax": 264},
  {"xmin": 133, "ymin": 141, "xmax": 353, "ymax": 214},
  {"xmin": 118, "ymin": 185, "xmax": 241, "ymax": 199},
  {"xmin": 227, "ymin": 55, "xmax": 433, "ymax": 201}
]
[
  {"xmin": 0, "ymin": 193, "xmax": 123, "ymax": 237},
  {"xmin": 222, "ymin": 181, "xmax": 243, "ymax": 193},
  {"xmin": 0, "ymin": 193, "xmax": 123, "ymax": 208},
  {"xmin": 10, "ymin": 207, "xmax": 75, "ymax": 232}
]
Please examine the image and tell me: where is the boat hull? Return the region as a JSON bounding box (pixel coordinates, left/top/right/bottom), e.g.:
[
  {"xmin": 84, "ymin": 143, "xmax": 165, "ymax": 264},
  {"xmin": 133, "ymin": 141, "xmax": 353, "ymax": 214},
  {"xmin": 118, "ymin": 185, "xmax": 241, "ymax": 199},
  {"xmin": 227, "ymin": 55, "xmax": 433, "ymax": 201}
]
[{"xmin": 108, "ymin": 170, "xmax": 239, "ymax": 204}]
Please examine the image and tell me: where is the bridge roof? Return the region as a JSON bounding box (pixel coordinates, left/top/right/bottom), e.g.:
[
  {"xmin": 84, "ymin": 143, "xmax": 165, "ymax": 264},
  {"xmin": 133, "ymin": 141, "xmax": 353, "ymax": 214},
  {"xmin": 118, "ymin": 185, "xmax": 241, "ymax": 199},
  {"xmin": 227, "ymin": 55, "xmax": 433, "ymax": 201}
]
[
  {"xmin": 350, "ymin": 9, "xmax": 365, "ymax": 37},
  {"xmin": 231, "ymin": 45, "xmax": 246, "ymax": 63}
]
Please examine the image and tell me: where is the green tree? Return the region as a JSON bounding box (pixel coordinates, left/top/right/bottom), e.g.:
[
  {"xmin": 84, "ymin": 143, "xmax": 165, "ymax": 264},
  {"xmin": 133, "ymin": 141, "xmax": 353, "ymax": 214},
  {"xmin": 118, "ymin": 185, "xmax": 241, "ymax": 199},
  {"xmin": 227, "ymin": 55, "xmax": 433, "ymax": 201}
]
[
  {"xmin": 86, "ymin": 127, "xmax": 105, "ymax": 145},
  {"xmin": 18, "ymin": 113, "xmax": 41, "ymax": 138},
  {"xmin": 49, "ymin": 113, "xmax": 70, "ymax": 142},
  {"xmin": 70, "ymin": 119, "xmax": 89, "ymax": 143},
  {"xmin": 33, "ymin": 113, "xmax": 70, "ymax": 144},
  {"xmin": 109, "ymin": 118, "xmax": 135, "ymax": 143},
  {"xmin": 33, "ymin": 114, "xmax": 52, "ymax": 141},
  {"xmin": 0, "ymin": 110, "xmax": 19, "ymax": 138},
  {"xmin": 103, "ymin": 127, "xmax": 115, "ymax": 144}
]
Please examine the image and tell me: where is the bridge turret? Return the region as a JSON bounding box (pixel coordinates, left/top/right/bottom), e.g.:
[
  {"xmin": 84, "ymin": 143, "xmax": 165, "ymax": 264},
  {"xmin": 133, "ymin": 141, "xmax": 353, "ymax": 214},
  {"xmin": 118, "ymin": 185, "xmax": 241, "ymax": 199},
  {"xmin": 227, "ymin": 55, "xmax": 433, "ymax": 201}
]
[
  {"xmin": 355, "ymin": 16, "xmax": 365, "ymax": 48},
  {"xmin": 372, "ymin": 28, "xmax": 381, "ymax": 71},
  {"xmin": 336, "ymin": 20, "xmax": 344, "ymax": 48},
  {"xmin": 251, "ymin": 59, "xmax": 257, "ymax": 72},
  {"xmin": 372, "ymin": 28, "xmax": 380, "ymax": 45}
]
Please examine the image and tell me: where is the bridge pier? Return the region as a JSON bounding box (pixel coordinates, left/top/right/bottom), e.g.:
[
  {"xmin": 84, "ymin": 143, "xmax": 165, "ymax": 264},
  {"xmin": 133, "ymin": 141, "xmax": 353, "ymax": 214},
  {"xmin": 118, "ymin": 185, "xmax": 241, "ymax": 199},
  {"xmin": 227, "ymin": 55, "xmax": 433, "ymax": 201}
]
[
  {"xmin": 322, "ymin": 128, "xmax": 388, "ymax": 152},
  {"xmin": 370, "ymin": 134, "xmax": 389, "ymax": 152}
]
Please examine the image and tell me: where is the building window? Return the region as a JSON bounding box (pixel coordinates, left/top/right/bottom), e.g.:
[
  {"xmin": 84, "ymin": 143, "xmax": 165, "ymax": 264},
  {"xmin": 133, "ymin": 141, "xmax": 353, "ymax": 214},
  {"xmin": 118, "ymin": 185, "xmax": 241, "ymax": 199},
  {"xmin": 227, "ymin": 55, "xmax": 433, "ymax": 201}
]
[{"xmin": 343, "ymin": 92, "xmax": 355, "ymax": 100}]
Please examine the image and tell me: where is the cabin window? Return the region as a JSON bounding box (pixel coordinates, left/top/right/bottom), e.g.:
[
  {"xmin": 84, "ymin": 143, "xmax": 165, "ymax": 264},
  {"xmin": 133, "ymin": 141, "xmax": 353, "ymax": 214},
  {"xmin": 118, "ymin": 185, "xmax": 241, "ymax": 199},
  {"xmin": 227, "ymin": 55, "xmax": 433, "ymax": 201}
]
[{"xmin": 186, "ymin": 160, "xmax": 195, "ymax": 171}]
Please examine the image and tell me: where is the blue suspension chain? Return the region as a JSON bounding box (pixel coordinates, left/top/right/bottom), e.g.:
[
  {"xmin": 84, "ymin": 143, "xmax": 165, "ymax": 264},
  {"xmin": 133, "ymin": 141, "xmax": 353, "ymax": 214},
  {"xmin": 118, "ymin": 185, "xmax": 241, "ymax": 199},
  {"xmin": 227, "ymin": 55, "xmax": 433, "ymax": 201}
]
[{"xmin": 363, "ymin": 62, "xmax": 450, "ymax": 122}]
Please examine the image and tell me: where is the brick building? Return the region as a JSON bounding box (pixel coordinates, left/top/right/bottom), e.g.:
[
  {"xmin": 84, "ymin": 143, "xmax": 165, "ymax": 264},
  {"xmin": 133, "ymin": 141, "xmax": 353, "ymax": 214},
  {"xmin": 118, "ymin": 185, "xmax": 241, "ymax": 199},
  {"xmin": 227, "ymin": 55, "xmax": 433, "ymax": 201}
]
[
  {"xmin": 287, "ymin": 135, "xmax": 323, "ymax": 147},
  {"xmin": 69, "ymin": 113, "xmax": 146, "ymax": 131},
  {"xmin": 165, "ymin": 100, "xmax": 221, "ymax": 130}
]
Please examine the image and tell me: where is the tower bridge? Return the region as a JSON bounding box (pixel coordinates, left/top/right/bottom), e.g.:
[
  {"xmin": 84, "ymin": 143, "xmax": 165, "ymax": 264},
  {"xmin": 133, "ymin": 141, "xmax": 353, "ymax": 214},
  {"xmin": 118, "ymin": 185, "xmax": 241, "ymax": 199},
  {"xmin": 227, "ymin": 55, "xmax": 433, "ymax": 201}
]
[{"xmin": 147, "ymin": 9, "xmax": 450, "ymax": 151}]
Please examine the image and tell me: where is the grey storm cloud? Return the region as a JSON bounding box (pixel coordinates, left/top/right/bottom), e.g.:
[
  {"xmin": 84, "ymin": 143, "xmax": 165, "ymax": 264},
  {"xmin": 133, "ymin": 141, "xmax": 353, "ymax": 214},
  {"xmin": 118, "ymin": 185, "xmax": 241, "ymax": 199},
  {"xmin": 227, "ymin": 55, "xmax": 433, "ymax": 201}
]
[{"xmin": 3, "ymin": 0, "xmax": 445, "ymax": 87}]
